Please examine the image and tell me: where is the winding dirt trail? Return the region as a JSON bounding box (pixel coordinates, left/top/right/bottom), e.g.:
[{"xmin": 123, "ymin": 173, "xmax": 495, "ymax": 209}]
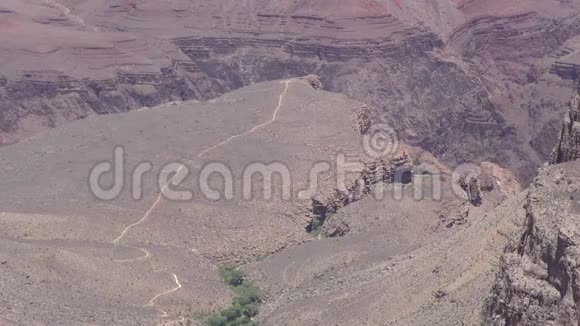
[
  {"xmin": 112, "ymin": 79, "xmax": 293, "ymax": 320},
  {"xmin": 145, "ymin": 273, "xmax": 182, "ymax": 316},
  {"xmin": 42, "ymin": 0, "xmax": 99, "ymax": 32}
]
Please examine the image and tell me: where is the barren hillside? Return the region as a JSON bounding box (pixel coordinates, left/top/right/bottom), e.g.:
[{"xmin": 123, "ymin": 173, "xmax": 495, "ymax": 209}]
[{"xmin": 0, "ymin": 77, "xmax": 411, "ymax": 324}]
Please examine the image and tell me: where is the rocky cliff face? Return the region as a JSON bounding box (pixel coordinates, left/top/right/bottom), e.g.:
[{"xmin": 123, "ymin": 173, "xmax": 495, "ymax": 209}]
[
  {"xmin": 0, "ymin": 0, "xmax": 442, "ymax": 145},
  {"xmin": 0, "ymin": 65, "xmax": 215, "ymax": 144},
  {"xmin": 551, "ymin": 90, "xmax": 580, "ymax": 164},
  {"xmin": 308, "ymin": 153, "xmax": 413, "ymax": 236},
  {"xmin": 486, "ymin": 87, "xmax": 580, "ymax": 324},
  {"xmin": 485, "ymin": 161, "xmax": 580, "ymax": 325},
  {"xmin": 3, "ymin": 0, "xmax": 580, "ymax": 184}
]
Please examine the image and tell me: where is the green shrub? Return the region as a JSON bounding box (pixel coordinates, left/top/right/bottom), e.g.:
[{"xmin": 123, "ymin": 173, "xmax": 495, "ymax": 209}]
[
  {"xmin": 308, "ymin": 218, "xmax": 322, "ymax": 235},
  {"xmin": 221, "ymin": 305, "xmax": 243, "ymax": 321},
  {"xmin": 206, "ymin": 314, "xmax": 227, "ymax": 326},
  {"xmin": 219, "ymin": 267, "xmax": 245, "ymax": 287},
  {"xmin": 241, "ymin": 303, "xmax": 260, "ymax": 318},
  {"xmin": 204, "ymin": 268, "xmax": 262, "ymax": 326},
  {"xmin": 234, "ymin": 282, "xmax": 262, "ymax": 303}
]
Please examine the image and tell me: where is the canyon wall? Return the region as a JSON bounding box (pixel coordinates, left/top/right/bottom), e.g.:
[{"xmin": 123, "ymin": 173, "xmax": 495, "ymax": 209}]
[
  {"xmin": 485, "ymin": 161, "xmax": 580, "ymax": 325},
  {"xmin": 3, "ymin": 0, "xmax": 580, "ymax": 183},
  {"xmin": 486, "ymin": 87, "xmax": 580, "ymax": 325}
]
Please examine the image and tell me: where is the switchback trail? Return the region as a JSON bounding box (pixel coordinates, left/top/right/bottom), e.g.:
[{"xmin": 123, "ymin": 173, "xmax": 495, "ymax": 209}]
[{"xmin": 111, "ymin": 79, "xmax": 293, "ymax": 320}]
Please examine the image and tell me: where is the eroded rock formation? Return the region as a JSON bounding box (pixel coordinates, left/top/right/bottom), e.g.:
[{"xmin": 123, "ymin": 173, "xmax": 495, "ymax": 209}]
[
  {"xmin": 459, "ymin": 176, "xmax": 483, "ymax": 207},
  {"xmin": 486, "ymin": 89, "xmax": 580, "ymax": 324},
  {"xmin": 485, "ymin": 164, "xmax": 580, "ymax": 325},
  {"xmin": 308, "ymin": 153, "xmax": 413, "ymax": 235},
  {"xmin": 551, "ymin": 90, "xmax": 580, "ymax": 164}
]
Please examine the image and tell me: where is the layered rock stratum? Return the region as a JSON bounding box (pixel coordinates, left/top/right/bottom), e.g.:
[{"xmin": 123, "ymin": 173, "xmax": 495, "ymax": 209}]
[{"xmin": 3, "ymin": 0, "xmax": 580, "ymax": 183}]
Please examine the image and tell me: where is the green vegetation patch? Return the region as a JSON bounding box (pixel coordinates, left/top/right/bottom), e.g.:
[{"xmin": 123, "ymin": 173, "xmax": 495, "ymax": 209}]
[{"xmin": 205, "ymin": 267, "xmax": 263, "ymax": 326}]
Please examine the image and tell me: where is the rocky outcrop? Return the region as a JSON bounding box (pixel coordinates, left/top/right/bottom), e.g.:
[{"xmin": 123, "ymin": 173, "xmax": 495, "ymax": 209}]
[
  {"xmin": 435, "ymin": 199, "xmax": 470, "ymax": 229},
  {"xmin": 550, "ymin": 90, "xmax": 580, "ymax": 164},
  {"xmin": 459, "ymin": 175, "xmax": 483, "ymax": 207},
  {"xmin": 298, "ymin": 75, "xmax": 323, "ymax": 90},
  {"xmin": 307, "ymin": 153, "xmax": 413, "ymax": 235},
  {"xmin": 485, "ymin": 87, "xmax": 580, "ymax": 324},
  {"xmin": 485, "ymin": 163, "xmax": 580, "ymax": 325},
  {"xmin": 0, "ymin": 62, "xmax": 222, "ymax": 144},
  {"xmin": 321, "ymin": 217, "xmax": 351, "ymax": 238},
  {"xmin": 485, "ymin": 88, "xmax": 580, "ymax": 325},
  {"xmin": 550, "ymin": 61, "xmax": 580, "ymax": 81}
]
